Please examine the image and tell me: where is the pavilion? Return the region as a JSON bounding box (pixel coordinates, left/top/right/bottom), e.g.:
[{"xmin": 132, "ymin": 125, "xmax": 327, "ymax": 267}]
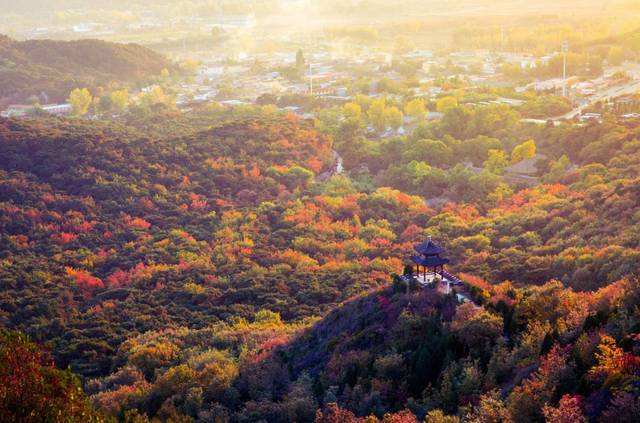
[{"xmin": 411, "ymin": 236, "xmax": 450, "ymax": 283}]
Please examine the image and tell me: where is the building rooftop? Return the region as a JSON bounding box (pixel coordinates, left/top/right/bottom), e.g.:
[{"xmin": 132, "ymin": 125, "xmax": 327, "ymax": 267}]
[
  {"xmin": 414, "ymin": 237, "xmax": 445, "ymax": 256},
  {"xmin": 411, "ymin": 255, "xmax": 450, "ymax": 267}
]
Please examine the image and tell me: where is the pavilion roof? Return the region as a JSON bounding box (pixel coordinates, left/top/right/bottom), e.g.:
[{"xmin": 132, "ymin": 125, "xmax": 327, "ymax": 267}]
[
  {"xmin": 414, "ymin": 237, "xmax": 445, "ymax": 256},
  {"xmin": 411, "ymin": 255, "xmax": 450, "ymax": 267}
]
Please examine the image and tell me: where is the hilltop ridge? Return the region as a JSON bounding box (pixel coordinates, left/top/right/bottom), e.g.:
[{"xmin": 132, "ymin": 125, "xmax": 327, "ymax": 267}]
[{"xmin": 0, "ymin": 34, "xmax": 172, "ymax": 104}]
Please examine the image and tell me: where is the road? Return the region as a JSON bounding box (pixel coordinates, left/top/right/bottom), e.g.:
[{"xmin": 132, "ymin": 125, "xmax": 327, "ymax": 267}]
[
  {"xmin": 555, "ymin": 79, "xmax": 640, "ymax": 120},
  {"xmin": 523, "ymin": 79, "xmax": 640, "ymax": 125}
]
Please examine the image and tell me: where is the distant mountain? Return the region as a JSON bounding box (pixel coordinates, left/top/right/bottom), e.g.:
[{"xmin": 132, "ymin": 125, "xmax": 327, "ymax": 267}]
[{"xmin": 0, "ymin": 35, "xmax": 172, "ymax": 104}]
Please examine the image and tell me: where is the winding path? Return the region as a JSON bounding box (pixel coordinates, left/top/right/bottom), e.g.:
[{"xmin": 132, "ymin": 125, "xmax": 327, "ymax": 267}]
[{"xmin": 317, "ymin": 150, "xmax": 344, "ymax": 181}]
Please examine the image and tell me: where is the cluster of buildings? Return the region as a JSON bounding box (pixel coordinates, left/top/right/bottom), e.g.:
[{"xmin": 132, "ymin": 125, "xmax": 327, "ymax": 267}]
[
  {"xmin": 177, "ymin": 50, "xmax": 355, "ymax": 107},
  {"xmin": 179, "ymin": 48, "xmax": 497, "ymax": 110}
]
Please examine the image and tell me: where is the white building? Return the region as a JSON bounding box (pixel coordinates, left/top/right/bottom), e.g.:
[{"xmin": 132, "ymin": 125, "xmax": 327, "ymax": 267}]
[
  {"xmin": 1, "ymin": 103, "xmax": 72, "ymax": 118},
  {"xmin": 42, "ymin": 104, "xmax": 72, "ymax": 116}
]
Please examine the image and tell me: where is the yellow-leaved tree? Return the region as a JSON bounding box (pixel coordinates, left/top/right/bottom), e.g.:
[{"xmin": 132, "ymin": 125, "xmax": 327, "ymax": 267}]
[
  {"xmin": 436, "ymin": 96, "xmax": 458, "ymax": 113},
  {"xmin": 109, "ymin": 89, "xmax": 129, "ymax": 113},
  {"xmin": 511, "ymin": 139, "xmax": 537, "ymax": 164},
  {"xmin": 68, "ymin": 88, "xmax": 93, "ymax": 116},
  {"xmin": 405, "ymin": 98, "xmax": 427, "ymax": 119}
]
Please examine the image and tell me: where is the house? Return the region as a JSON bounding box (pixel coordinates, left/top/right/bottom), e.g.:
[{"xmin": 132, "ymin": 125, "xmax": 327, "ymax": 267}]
[
  {"xmin": 220, "ymin": 100, "xmax": 250, "ymax": 107},
  {"xmin": 579, "ymin": 113, "xmax": 602, "ymax": 123},
  {"xmin": 504, "ymin": 153, "xmax": 546, "ymax": 176},
  {"xmin": 520, "ymin": 57, "xmax": 537, "ymax": 69},
  {"xmin": 210, "ymin": 14, "xmax": 256, "ymax": 30},
  {"xmin": 426, "ymin": 112, "xmax": 444, "ymax": 121},
  {"xmin": 73, "ymin": 23, "xmax": 100, "ymax": 33},
  {"xmin": 41, "ymin": 104, "xmax": 72, "ymax": 116},
  {"xmin": 483, "ymin": 62, "xmax": 497, "ymax": 75},
  {"xmin": 493, "ymin": 97, "xmax": 525, "ymax": 107},
  {"xmin": 574, "ymin": 82, "xmax": 596, "ymax": 96},
  {"xmin": 405, "ymin": 50, "xmax": 433, "ymax": 60}
]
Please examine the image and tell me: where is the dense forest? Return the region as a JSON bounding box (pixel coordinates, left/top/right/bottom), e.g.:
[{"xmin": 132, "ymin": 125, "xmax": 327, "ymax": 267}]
[
  {"xmin": 0, "ymin": 35, "xmax": 172, "ymax": 104},
  {"xmin": 0, "ymin": 101, "xmax": 639, "ymax": 421},
  {"xmin": 3, "ymin": 0, "xmax": 640, "ymax": 420}
]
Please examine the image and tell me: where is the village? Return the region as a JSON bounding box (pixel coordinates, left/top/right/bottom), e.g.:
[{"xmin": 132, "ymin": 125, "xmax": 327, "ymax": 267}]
[{"xmin": 5, "ymin": 38, "xmax": 640, "ymax": 126}]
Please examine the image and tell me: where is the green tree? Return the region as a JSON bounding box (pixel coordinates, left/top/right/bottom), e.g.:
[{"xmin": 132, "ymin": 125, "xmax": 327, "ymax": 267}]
[
  {"xmin": 403, "ymin": 139, "xmax": 453, "ymax": 166},
  {"xmin": 463, "ymin": 135, "xmax": 502, "ymax": 166},
  {"xmin": 343, "ymin": 102, "xmax": 363, "ymax": 125},
  {"xmin": 139, "ymin": 86, "xmax": 174, "ymax": 109},
  {"xmin": 296, "ymin": 49, "xmax": 306, "ymax": 73},
  {"xmin": 98, "ymin": 95, "xmax": 113, "ymax": 113},
  {"xmin": 284, "ymin": 166, "xmax": 314, "ymax": 189},
  {"xmin": 368, "ymin": 98, "xmax": 387, "ymax": 132},
  {"xmin": 544, "ymin": 154, "xmax": 571, "ymax": 183}
]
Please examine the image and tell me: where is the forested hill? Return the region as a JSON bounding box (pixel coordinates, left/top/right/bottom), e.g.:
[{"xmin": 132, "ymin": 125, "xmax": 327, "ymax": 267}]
[
  {"xmin": 2, "ymin": 109, "xmax": 640, "ymax": 421},
  {"xmin": 83, "ymin": 275, "xmax": 640, "ymax": 422},
  {"xmin": 0, "ymin": 35, "xmax": 172, "ymax": 104},
  {"xmin": 0, "ymin": 114, "xmax": 368, "ymax": 377}
]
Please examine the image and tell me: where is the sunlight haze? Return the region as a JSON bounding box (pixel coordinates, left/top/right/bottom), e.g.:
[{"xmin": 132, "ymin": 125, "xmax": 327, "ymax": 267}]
[{"xmin": 1, "ymin": 1, "xmax": 640, "ymax": 422}]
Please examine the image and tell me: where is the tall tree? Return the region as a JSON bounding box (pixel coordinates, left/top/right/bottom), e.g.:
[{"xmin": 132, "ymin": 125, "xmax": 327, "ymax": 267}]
[
  {"xmin": 110, "ymin": 89, "xmax": 130, "ymax": 113},
  {"xmin": 384, "ymin": 106, "xmax": 404, "ymax": 130},
  {"xmin": 0, "ymin": 331, "xmax": 102, "ymax": 422},
  {"xmin": 511, "ymin": 139, "xmax": 537, "ymax": 164},
  {"xmin": 68, "ymin": 88, "xmax": 93, "ymax": 116},
  {"xmin": 369, "ymin": 98, "xmax": 388, "ymax": 132},
  {"xmin": 436, "ymin": 96, "xmax": 458, "ymax": 113},
  {"xmin": 484, "ymin": 149, "xmax": 509, "ymax": 174},
  {"xmin": 405, "ymin": 98, "xmax": 427, "ymax": 119},
  {"xmin": 296, "ymin": 49, "xmax": 306, "ymax": 73}
]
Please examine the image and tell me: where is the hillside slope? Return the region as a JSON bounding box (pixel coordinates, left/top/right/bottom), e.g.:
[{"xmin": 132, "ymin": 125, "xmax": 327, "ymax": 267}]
[
  {"xmin": 0, "ymin": 35, "xmax": 172, "ymax": 104},
  {"xmin": 2, "ymin": 110, "xmax": 640, "ymax": 420},
  {"xmin": 84, "ymin": 276, "xmax": 640, "ymax": 422},
  {"xmin": 0, "ymin": 115, "xmax": 421, "ymax": 377}
]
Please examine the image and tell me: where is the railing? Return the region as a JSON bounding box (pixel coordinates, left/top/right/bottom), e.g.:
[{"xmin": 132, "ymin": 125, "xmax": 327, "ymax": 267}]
[
  {"xmin": 400, "ymin": 270, "xmax": 476, "ymax": 305},
  {"xmin": 440, "ymin": 269, "xmax": 463, "ymax": 285}
]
